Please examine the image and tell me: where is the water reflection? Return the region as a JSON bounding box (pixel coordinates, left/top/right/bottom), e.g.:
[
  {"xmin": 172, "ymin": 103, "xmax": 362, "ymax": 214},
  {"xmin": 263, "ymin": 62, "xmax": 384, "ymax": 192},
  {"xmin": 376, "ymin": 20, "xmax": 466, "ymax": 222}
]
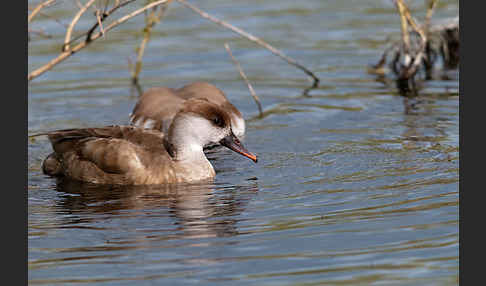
[
  {"xmin": 54, "ymin": 178, "xmax": 259, "ymax": 240},
  {"xmin": 401, "ymin": 96, "xmax": 450, "ymax": 143}
]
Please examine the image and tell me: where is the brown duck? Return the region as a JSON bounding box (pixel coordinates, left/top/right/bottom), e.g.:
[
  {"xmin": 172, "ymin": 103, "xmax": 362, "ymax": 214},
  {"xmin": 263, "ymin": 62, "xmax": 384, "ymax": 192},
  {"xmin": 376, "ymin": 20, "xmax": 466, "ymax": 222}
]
[
  {"xmin": 129, "ymin": 82, "xmax": 245, "ymax": 139},
  {"xmin": 40, "ymin": 99, "xmax": 257, "ymax": 185}
]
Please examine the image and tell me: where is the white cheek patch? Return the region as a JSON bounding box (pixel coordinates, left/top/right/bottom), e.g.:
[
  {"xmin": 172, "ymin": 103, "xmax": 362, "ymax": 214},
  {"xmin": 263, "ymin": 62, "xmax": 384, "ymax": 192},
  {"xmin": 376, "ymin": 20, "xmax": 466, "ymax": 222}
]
[
  {"xmin": 178, "ymin": 115, "xmax": 228, "ymax": 146},
  {"xmin": 231, "ymin": 115, "xmax": 246, "ymax": 139}
]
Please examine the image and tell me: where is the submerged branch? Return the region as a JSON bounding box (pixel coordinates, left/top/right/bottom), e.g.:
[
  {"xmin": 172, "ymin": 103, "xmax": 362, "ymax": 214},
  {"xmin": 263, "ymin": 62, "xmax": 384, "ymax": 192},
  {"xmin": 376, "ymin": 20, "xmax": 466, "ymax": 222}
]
[
  {"xmin": 370, "ymin": 0, "xmax": 458, "ymax": 95},
  {"xmin": 176, "ymin": 0, "xmax": 320, "ymax": 87},
  {"xmin": 224, "ymin": 43, "xmax": 263, "ymax": 118},
  {"xmin": 396, "ymin": 0, "xmax": 427, "ymax": 80}
]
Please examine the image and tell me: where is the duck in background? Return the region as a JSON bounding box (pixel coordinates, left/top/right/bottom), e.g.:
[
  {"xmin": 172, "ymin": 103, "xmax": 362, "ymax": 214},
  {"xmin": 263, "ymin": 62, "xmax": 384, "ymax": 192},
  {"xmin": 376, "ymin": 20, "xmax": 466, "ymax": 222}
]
[{"xmin": 129, "ymin": 82, "xmax": 245, "ymax": 140}]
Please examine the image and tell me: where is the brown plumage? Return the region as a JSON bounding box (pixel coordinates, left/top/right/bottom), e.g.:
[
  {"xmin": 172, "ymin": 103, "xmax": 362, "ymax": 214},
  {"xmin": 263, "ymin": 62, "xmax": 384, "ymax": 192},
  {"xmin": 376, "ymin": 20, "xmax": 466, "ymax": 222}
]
[
  {"xmin": 129, "ymin": 82, "xmax": 245, "ymax": 139},
  {"xmin": 40, "ymin": 99, "xmax": 257, "ymax": 185}
]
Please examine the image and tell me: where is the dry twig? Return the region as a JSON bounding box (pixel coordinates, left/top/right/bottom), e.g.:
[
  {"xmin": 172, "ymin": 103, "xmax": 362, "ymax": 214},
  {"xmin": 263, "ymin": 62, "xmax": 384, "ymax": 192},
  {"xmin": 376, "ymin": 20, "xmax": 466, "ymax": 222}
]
[
  {"xmin": 131, "ymin": 0, "xmax": 172, "ymax": 96},
  {"xmin": 224, "ymin": 43, "xmax": 263, "ymax": 118},
  {"xmin": 175, "ymin": 0, "xmax": 320, "ymax": 87},
  {"xmin": 63, "ymin": 0, "xmax": 97, "ymax": 51},
  {"xmin": 425, "ymin": 0, "xmax": 438, "ymax": 35},
  {"xmin": 28, "ymin": 28, "xmax": 53, "ymax": 40},
  {"xmin": 395, "ymin": 0, "xmax": 427, "ymax": 80},
  {"xmin": 28, "ymin": 0, "xmax": 171, "ymax": 82},
  {"xmin": 82, "ymin": 0, "xmax": 137, "ymax": 44},
  {"xmin": 28, "ymin": 0, "xmax": 56, "ymax": 24},
  {"xmin": 30, "ymin": 9, "xmax": 69, "ymax": 29},
  {"xmin": 60, "ymin": 0, "xmax": 137, "ymax": 51},
  {"xmin": 396, "ymin": 0, "xmax": 410, "ymax": 56},
  {"xmin": 95, "ymin": 9, "xmax": 106, "ymax": 37}
]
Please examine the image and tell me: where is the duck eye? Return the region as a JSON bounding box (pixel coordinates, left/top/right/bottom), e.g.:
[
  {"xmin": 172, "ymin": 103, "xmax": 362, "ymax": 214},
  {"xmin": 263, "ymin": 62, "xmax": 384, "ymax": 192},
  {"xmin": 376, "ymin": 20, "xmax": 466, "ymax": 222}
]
[{"xmin": 213, "ymin": 117, "xmax": 223, "ymax": 127}]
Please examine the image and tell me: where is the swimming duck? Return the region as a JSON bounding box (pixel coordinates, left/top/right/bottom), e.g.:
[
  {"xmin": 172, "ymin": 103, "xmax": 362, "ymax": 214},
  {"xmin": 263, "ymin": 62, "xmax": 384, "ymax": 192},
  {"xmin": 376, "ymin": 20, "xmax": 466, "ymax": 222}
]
[
  {"xmin": 40, "ymin": 99, "xmax": 257, "ymax": 185},
  {"xmin": 129, "ymin": 82, "xmax": 245, "ymax": 139}
]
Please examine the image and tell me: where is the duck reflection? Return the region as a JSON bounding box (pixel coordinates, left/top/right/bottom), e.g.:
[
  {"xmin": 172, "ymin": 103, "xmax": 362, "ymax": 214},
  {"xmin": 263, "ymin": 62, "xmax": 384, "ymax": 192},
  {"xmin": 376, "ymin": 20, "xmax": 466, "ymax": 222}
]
[{"xmin": 54, "ymin": 177, "xmax": 258, "ymax": 239}]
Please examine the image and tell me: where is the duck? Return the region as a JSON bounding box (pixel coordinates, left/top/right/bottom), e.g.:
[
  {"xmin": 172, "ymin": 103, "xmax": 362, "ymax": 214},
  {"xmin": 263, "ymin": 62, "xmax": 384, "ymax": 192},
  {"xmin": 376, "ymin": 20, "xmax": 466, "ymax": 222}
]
[
  {"xmin": 129, "ymin": 82, "xmax": 246, "ymax": 140},
  {"xmin": 40, "ymin": 98, "xmax": 257, "ymax": 185}
]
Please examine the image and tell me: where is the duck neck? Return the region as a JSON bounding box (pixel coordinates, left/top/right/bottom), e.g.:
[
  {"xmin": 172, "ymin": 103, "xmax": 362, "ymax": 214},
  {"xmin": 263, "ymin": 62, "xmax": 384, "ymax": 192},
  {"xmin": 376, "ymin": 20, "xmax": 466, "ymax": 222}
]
[{"xmin": 166, "ymin": 116, "xmax": 210, "ymax": 163}]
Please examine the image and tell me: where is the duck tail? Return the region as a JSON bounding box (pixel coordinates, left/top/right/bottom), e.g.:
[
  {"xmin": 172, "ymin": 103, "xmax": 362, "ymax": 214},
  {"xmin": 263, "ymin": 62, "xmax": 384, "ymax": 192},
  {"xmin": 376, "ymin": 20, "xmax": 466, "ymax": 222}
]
[{"xmin": 42, "ymin": 153, "xmax": 63, "ymax": 177}]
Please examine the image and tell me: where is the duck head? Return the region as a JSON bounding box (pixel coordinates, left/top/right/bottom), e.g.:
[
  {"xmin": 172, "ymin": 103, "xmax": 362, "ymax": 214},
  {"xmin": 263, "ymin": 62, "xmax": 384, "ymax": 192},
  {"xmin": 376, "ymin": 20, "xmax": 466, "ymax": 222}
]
[{"xmin": 167, "ymin": 99, "xmax": 257, "ymax": 163}]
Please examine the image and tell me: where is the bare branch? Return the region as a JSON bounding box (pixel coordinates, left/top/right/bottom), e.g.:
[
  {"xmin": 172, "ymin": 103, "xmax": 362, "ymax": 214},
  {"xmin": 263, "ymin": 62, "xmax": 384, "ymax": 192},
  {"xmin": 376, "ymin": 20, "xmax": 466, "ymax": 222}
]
[
  {"xmin": 95, "ymin": 9, "xmax": 105, "ymax": 37},
  {"xmin": 28, "ymin": 28, "xmax": 53, "ymax": 39},
  {"xmin": 176, "ymin": 0, "xmax": 320, "ymax": 87},
  {"xmin": 32, "ymin": 9, "xmax": 69, "ymax": 29},
  {"xmin": 75, "ymin": 0, "xmax": 83, "ymax": 10},
  {"xmin": 28, "ymin": 0, "xmax": 171, "ymax": 82},
  {"xmin": 131, "ymin": 1, "xmax": 172, "ymax": 95},
  {"xmin": 62, "ymin": 0, "xmax": 138, "ymax": 50},
  {"xmin": 64, "ymin": 0, "xmax": 97, "ymax": 52},
  {"xmin": 367, "ymin": 42, "xmax": 400, "ymax": 75},
  {"xmin": 393, "ymin": 0, "xmax": 428, "ymax": 80},
  {"xmin": 28, "ymin": 0, "xmax": 56, "ymax": 23},
  {"xmin": 395, "ymin": 0, "xmax": 410, "ymax": 55},
  {"xmin": 103, "ymin": 0, "xmax": 111, "ymax": 13},
  {"xmin": 425, "ymin": 0, "xmax": 439, "ymax": 35},
  {"xmin": 224, "ymin": 43, "xmax": 263, "ymax": 118},
  {"xmin": 399, "ymin": 0, "xmax": 426, "ymax": 40},
  {"xmin": 401, "ymin": 0, "xmax": 428, "ymax": 79}
]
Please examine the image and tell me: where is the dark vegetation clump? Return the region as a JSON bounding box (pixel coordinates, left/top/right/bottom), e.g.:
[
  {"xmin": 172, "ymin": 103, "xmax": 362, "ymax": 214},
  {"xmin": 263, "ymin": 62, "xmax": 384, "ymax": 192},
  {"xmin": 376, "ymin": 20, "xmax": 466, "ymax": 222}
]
[{"xmin": 368, "ymin": 0, "xmax": 459, "ymax": 96}]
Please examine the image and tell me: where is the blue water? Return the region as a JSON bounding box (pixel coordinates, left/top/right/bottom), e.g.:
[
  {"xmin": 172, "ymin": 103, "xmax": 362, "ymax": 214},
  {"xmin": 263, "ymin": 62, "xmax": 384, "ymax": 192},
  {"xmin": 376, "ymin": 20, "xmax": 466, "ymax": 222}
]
[{"xmin": 28, "ymin": 0, "xmax": 459, "ymax": 285}]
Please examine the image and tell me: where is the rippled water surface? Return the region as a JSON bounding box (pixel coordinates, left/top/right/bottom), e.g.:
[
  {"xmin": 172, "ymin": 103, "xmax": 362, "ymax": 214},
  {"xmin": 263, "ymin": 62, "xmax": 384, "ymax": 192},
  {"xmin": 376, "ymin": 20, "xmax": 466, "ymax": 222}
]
[{"xmin": 28, "ymin": 0, "xmax": 459, "ymax": 285}]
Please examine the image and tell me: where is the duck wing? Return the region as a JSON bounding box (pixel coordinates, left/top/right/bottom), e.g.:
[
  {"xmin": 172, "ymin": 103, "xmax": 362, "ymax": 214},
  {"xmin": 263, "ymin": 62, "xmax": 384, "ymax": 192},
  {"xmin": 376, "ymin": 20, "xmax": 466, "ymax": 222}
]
[{"xmin": 44, "ymin": 126, "xmax": 169, "ymax": 180}]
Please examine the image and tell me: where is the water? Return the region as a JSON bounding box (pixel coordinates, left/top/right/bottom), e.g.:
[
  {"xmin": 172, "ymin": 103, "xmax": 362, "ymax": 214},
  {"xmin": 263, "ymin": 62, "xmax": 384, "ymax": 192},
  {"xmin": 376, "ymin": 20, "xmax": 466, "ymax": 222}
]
[{"xmin": 28, "ymin": 0, "xmax": 459, "ymax": 285}]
